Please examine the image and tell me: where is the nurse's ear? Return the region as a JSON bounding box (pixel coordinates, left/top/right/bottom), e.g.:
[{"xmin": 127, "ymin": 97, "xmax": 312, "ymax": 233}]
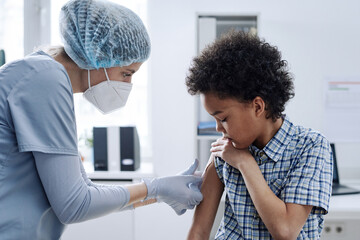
[{"xmin": 252, "ymin": 96, "xmax": 266, "ymax": 117}]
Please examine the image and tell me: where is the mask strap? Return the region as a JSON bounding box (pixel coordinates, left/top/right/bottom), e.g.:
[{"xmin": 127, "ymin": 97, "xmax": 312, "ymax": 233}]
[
  {"xmin": 104, "ymin": 68, "xmax": 110, "ymax": 82},
  {"xmin": 87, "ymin": 70, "xmax": 92, "ymax": 89}
]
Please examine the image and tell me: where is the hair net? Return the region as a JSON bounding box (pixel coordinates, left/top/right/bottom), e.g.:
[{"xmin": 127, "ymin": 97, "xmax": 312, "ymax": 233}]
[{"xmin": 59, "ymin": 0, "xmax": 151, "ymax": 69}]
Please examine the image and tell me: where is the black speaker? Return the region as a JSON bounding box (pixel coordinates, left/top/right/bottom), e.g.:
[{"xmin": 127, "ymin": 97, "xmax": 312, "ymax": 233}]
[
  {"xmin": 93, "ymin": 126, "xmax": 140, "ymax": 171},
  {"xmin": 93, "ymin": 127, "xmax": 108, "ymax": 171},
  {"xmin": 0, "ymin": 49, "xmax": 5, "ymax": 67},
  {"xmin": 120, "ymin": 127, "xmax": 140, "ymax": 171}
]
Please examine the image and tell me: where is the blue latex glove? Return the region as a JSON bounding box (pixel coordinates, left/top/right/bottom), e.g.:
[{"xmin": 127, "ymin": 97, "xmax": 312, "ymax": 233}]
[{"xmin": 143, "ymin": 159, "xmax": 203, "ymax": 215}]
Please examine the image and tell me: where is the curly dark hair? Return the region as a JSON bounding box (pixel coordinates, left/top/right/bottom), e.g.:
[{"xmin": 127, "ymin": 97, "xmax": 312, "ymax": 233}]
[{"xmin": 186, "ymin": 31, "xmax": 294, "ymax": 121}]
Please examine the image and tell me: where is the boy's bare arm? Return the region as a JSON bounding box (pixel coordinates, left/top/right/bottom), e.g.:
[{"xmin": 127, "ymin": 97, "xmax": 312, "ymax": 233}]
[{"xmin": 187, "ymin": 157, "xmax": 224, "ymax": 240}]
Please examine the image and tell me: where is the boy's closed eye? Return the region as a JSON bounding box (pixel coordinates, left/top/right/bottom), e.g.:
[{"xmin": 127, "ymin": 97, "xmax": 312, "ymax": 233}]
[
  {"xmin": 220, "ymin": 117, "xmax": 227, "ymax": 123},
  {"xmin": 214, "ymin": 115, "xmax": 227, "ymax": 123}
]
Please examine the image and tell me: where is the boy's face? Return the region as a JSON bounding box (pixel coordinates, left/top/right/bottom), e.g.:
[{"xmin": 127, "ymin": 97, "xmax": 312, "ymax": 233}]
[{"xmin": 201, "ymin": 92, "xmax": 262, "ymax": 149}]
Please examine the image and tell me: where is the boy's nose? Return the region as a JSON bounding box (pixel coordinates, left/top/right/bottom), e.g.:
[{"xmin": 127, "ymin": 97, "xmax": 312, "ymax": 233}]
[{"xmin": 216, "ymin": 122, "xmax": 225, "ymax": 133}]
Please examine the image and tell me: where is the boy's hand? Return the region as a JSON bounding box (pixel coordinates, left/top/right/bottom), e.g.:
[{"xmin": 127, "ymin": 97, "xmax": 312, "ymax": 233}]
[{"xmin": 210, "ymin": 137, "xmax": 253, "ymax": 171}]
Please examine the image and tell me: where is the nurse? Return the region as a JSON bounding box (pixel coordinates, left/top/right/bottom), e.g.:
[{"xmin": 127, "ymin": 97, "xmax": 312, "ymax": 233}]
[{"xmin": 0, "ymin": 0, "xmax": 203, "ymax": 239}]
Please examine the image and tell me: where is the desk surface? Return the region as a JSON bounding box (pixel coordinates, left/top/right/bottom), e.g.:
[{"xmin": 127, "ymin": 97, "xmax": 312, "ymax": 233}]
[
  {"xmin": 326, "ymin": 181, "xmax": 360, "ymax": 219},
  {"xmin": 87, "ymin": 162, "xmax": 155, "ymax": 181}
]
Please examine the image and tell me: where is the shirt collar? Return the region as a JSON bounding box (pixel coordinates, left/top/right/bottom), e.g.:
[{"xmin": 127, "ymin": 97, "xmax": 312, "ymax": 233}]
[{"xmin": 250, "ymin": 115, "xmax": 295, "ymax": 163}]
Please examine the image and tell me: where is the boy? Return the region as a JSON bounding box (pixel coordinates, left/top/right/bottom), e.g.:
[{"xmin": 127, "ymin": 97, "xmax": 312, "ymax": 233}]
[{"xmin": 186, "ymin": 31, "xmax": 333, "ymax": 239}]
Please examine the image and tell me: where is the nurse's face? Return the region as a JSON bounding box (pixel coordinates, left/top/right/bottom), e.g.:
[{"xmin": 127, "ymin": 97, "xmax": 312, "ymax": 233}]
[{"xmin": 88, "ymin": 62, "xmax": 143, "ymax": 87}]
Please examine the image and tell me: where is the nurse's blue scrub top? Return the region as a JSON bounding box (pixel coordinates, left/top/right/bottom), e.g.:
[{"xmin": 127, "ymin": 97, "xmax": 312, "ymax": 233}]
[{"xmin": 0, "ymin": 51, "xmax": 78, "ymax": 239}]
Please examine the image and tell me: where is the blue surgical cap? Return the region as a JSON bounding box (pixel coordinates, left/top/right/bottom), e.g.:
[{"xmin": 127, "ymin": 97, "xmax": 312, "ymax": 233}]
[{"xmin": 59, "ymin": 0, "xmax": 151, "ymax": 69}]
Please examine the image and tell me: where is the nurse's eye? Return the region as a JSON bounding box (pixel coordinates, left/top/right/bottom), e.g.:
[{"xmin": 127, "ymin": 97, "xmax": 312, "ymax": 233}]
[{"xmin": 123, "ymin": 73, "xmax": 132, "ymax": 78}]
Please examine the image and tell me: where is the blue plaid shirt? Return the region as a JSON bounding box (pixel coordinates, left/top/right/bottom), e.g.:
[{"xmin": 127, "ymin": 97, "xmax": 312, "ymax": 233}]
[{"xmin": 214, "ymin": 116, "xmax": 333, "ymax": 240}]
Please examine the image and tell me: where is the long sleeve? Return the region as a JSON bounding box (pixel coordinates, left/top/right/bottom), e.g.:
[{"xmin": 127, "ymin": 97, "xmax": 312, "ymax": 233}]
[
  {"xmin": 78, "ymin": 156, "xmax": 135, "ymax": 211},
  {"xmin": 79, "ymin": 156, "xmax": 95, "ymax": 186},
  {"xmin": 33, "ymin": 151, "xmax": 130, "ymax": 224}
]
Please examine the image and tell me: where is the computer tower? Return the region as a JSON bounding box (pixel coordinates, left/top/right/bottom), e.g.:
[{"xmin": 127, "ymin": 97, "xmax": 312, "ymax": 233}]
[
  {"xmin": 93, "ymin": 126, "xmax": 140, "ymax": 171},
  {"xmin": 120, "ymin": 127, "xmax": 140, "ymax": 171},
  {"xmin": 93, "ymin": 127, "xmax": 108, "ymax": 171}
]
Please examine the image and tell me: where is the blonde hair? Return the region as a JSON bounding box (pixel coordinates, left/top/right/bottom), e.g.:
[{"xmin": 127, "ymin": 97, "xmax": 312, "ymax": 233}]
[
  {"xmin": 35, "ymin": 45, "xmax": 74, "ymax": 64},
  {"xmin": 44, "ymin": 46, "xmax": 73, "ymax": 61}
]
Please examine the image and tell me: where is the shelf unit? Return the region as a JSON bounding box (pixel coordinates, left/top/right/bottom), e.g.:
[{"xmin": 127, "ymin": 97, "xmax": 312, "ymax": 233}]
[{"xmin": 195, "ymin": 14, "xmax": 258, "ymax": 171}]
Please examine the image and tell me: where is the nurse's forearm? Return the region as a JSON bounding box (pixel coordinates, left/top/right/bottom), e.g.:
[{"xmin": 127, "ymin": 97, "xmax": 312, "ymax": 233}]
[
  {"xmin": 78, "ymin": 156, "xmax": 156, "ymax": 209},
  {"xmin": 79, "ymin": 158, "xmax": 157, "ymax": 208},
  {"xmin": 125, "ymin": 183, "xmax": 158, "ymax": 208},
  {"xmin": 127, "ymin": 183, "xmax": 168, "ymax": 208},
  {"xmin": 125, "ymin": 182, "xmax": 147, "ymax": 205},
  {"xmin": 133, "ymin": 198, "xmax": 157, "ymax": 208},
  {"xmin": 34, "ymin": 152, "xmax": 132, "ymax": 224}
]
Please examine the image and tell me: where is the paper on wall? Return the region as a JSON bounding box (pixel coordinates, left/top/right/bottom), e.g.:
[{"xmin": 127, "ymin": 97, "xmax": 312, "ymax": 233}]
[{"xmin": 323, "ymin": 77, "xmax": 360, "ymax": 142}]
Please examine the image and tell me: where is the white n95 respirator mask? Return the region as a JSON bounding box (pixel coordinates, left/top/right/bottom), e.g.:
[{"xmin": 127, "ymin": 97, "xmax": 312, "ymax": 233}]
[{"xmin": 83, "ymin": 69, "xmax": 132, "ymax": 114}]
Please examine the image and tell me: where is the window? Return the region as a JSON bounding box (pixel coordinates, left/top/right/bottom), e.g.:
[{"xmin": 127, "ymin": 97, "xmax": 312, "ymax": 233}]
[
  {"xmin": 51, "ymin": 0, "xmax": 151, "ymax": 167},
  {"xmin": 0, "ymin": 0, "xmax": 23, "ymax": 62}
]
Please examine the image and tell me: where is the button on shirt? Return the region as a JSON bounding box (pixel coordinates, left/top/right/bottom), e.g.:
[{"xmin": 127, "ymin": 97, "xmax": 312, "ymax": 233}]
[{"xmin": 214, "ymin": 116, "xmax": 333, "ymax": 240}]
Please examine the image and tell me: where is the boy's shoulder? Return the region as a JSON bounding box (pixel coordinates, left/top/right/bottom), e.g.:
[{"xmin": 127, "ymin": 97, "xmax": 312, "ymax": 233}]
[
  {"xmin": 286, "ymin": 118, "xmax": 330, "ymax": 155},
  {"xmin": 295, "ymin": 124, "xmax": 328, "ymax": 144}
]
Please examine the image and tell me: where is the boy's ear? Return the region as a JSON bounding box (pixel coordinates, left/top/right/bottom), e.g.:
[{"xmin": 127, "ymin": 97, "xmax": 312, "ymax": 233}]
[{"xmin": 253, "ymin": 96, "xmax": 265, "ymax": 117}]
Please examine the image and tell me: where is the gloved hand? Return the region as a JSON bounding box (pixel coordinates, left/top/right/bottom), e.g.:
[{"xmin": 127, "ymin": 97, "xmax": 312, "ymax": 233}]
[{"xmin": 143, "ymin": 159, "xmax": 203, "ymax": 215}]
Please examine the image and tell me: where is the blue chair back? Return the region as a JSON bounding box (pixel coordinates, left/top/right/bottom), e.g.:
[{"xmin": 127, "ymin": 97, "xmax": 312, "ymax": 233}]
[{"xmin": 0, "ymin": 49, "xmax": 5, "ymax": 66}]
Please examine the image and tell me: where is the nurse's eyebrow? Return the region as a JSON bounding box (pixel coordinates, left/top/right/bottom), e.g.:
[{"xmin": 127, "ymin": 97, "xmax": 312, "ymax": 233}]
[{"xmin": 211, "ymin": 110, "xmax": 223, "ymax": 116}]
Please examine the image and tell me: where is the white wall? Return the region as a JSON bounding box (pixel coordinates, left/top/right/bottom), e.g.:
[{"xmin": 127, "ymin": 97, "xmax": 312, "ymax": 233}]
[{"xmin": 148, "ymin": 0, "xmax": 360, "ymax": 179}]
